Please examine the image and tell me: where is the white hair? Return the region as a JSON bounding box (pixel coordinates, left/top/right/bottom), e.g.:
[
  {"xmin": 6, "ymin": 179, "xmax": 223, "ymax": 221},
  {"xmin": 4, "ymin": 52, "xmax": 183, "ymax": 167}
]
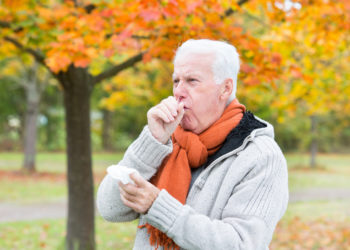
[{"xmin": 174, "ymin": 39, "xmax": 240, "ymax": 103}]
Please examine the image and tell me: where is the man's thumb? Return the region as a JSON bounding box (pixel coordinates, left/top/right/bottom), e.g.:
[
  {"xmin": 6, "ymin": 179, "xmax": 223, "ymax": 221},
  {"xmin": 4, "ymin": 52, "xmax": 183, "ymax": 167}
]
[{"xmin": 130, "ymin": 172, "xmax": 145, "ymax": 187}]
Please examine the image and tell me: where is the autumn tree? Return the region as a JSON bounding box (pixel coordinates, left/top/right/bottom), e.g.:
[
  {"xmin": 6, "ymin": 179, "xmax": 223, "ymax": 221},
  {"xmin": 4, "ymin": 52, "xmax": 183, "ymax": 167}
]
[
  {"xmin": 264, "ymin": 0, "xmax": 350, "ymax": 167},
  {"xmin": 0, "ymin": 45, "xmax": 51, "ymax": 171},
  {"xmin": 97, "ymin": 60, "xmax": 173, "ymax": 149},
  {"xmin": 1, "ymin": 0, "xmax": 283, "ymax": 249},
  {"xmin": 0, "ymin": 59, "xmax": 26, "ymax": 151},
  {"xmin": 236, "ymin": 0, "xmax": 350, "ymax": 167}
]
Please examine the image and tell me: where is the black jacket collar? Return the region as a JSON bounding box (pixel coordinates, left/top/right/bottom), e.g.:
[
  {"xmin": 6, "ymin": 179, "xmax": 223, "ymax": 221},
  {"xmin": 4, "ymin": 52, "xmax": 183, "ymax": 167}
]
[{"xmin": 205, "ymin": 111, "xmax": 266, "ymax": 166}]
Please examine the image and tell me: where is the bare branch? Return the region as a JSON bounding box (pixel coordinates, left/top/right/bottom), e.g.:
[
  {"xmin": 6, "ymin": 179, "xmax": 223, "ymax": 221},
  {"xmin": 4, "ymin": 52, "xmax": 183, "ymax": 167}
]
[{"xmin": 91, "ymin": 52, "xmax": 144, "ymax": 85}]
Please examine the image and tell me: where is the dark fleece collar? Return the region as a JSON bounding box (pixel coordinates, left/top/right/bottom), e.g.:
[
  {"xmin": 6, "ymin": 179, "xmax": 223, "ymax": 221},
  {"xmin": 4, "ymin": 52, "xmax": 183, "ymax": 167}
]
[
  {"xmin": 205, "ymin": 111, "xmax": 267, "ymax": 167},
  {"xmin": 189, "ymin": 111, "xmax": 266, "ymax": 190}
]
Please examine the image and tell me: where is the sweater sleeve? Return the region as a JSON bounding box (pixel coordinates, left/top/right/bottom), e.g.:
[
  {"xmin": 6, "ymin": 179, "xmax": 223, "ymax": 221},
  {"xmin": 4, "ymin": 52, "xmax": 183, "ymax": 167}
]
[
  {"xmin": 96, "ymin": 126, "xmax": 173, "ymax": 222},
  {"xmin": 145, "ymin": 147, "xmax": 289, "ymax": 250}
]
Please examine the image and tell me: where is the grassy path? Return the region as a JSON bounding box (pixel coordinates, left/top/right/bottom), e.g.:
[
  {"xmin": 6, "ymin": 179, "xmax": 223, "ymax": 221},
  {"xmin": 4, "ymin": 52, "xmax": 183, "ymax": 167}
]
[
  {"xmin": 0, "ymin": 200, "xmax": 66, "ymax": 223},
  {"xmin": 1, "ymin": 187, "xmax": 350, "ymax": 223}
]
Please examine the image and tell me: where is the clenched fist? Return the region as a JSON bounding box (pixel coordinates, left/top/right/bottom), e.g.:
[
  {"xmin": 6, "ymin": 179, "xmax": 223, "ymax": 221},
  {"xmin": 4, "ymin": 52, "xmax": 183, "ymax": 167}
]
[{"xmin": 147, "ymin": 96, "xmax": 185, "ymax": 144}]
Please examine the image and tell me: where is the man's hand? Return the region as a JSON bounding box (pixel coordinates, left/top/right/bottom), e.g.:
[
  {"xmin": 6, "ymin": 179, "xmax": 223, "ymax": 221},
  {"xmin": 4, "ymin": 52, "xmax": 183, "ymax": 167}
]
[
  {"xmin": 118, "ymin": 173, "xmax": 160, "ymax": 214},
  {"xmin": 147, "ymin": 96, "xmax": 185, "ymax": 144}
]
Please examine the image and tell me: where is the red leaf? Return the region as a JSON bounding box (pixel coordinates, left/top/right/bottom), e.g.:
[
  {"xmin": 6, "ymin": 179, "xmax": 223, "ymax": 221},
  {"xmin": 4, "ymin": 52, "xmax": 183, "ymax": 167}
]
[{"xmin": 140, "ymin": 8, "xmax": 162, "ymax": 21}]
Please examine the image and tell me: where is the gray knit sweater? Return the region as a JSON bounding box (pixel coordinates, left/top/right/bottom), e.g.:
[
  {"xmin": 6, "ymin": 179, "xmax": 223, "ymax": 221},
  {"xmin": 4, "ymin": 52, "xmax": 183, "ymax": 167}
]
[{"xmin": 97, "ymin": 117, "xmax": 289, "ymax": 250}]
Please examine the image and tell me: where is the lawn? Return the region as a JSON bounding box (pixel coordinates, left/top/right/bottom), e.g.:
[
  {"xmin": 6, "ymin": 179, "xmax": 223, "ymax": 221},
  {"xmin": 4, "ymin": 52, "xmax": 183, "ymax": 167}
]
[
  {"xmin": 1, "ymin": 152, "xmax": 350, "ymax": 202},
  {"xmin": 287, "ymin": 153, "xmax": 350, "ymax": 191},
  {"xmin": 0, "ymin": 217, "xmax": 137, "ymax": 250},
  {"xmin": 0, "ymin": 152, "xmax": 124, "ymax": 173},
  {"xmin": 0, "ymin": 152, "xmax": 124, "ymax": 202},
  {"xmin": 0, "ymin": 152, "xmax": 349, "ymax": 249}
]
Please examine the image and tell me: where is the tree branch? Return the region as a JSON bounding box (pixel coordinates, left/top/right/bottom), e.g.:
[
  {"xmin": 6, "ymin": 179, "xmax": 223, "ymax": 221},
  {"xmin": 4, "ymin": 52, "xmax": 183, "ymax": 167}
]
[
  {"xmin": 2, "ymin": 36, "xmax": 64, "ymax": 88},
  {"xmin": 0, "ymin": 20, "xmax": 11, "ymax": 28},
  {"xmin": 91, "ymin": 52, "xmax": 144, "ymax": 85},
  {"xmin": 4, "ymin": 36, "xmax": 46, "ymax": 65},
  {"xmin": 0, "ymin": 20, "xmax": 23, "ymax": 32},
  {"xmin": 225, "ymin": 0, "xmax": 250, "ymax": 17}
]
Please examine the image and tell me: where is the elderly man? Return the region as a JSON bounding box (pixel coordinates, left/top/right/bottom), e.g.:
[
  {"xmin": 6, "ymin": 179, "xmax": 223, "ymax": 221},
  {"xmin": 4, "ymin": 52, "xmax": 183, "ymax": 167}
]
[{"xmin": 97, "ymin": 39, "xmax": 289, "ymax": 250}]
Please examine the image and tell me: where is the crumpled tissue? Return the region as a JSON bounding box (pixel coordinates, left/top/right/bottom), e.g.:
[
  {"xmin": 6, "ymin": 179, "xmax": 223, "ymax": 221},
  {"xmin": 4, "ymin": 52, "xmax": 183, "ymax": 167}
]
[{"xmin": 107, "ymin": 165, "xmax": 139, "ymax": 185}]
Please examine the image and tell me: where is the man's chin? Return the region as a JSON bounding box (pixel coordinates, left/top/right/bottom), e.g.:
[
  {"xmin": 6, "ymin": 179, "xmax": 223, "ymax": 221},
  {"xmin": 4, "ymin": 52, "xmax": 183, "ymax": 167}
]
[
  {"xmin": 180, "ymin": 121, "xmax": 197, "ymax": 133},
  {"xmin": 180, "ymin": 121, "xmax": 191, "ymax": 130}
]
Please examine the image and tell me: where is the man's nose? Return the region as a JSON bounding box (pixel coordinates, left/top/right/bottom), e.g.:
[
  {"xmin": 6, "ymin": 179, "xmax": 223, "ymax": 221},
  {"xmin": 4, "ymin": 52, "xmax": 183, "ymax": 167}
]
[{"xmin": 173, "ymin": 81, "xmax": 187, "ymax": 101}]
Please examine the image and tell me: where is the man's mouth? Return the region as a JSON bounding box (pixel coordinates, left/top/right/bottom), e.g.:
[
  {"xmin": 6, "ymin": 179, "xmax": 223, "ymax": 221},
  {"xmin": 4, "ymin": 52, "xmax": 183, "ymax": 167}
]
[
  {"xmin": 183, "ymin": 106, "xmax": 190, "ymax": 114},
  {"xmin": 177, "ymin": 99, "xmax": 189, "ymax": 113}
]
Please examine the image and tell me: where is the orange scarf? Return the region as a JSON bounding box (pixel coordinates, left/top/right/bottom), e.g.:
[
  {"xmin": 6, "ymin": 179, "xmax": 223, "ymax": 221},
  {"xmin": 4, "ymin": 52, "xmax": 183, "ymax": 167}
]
[{"xmin": 141, "ymin": 99, "xmax": 246, "ymax": 250}]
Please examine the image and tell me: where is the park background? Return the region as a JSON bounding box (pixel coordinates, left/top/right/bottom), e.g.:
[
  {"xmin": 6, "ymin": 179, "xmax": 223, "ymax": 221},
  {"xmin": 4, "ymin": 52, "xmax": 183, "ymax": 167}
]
[{"xmin": 0, "ymin": 0, "xmax": 349, "ymax": 249}]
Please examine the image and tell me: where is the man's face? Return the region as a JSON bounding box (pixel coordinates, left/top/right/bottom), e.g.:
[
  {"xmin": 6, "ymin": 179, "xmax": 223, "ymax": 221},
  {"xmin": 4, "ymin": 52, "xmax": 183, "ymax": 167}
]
[{"xmin": 173, "ymin": 53, "xmax": 225, "ymax": 134}]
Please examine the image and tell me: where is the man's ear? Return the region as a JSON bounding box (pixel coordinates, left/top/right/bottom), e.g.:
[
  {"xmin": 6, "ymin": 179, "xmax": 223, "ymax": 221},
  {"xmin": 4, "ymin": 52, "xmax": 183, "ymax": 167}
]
[{"xmin": 220, "ymin": 79, "xmax": 233, "ymax": 101}]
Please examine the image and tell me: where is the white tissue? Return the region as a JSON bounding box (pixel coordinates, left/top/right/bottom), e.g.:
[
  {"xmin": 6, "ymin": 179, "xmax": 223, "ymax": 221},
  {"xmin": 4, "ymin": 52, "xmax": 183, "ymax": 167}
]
[{"xmin": 107, "ymin": 165, "xmax": 139, "ymax": 184}]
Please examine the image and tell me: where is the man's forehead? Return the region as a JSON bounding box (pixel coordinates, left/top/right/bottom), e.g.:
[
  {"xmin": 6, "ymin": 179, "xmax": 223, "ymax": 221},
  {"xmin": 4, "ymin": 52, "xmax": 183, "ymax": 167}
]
[
  {"xmin": 173, "ymin": 54, "xmax": 213, "ymax": 78},
  {"xmin": 172, "ymin": 70, "xmax": 202, "ymax": 79}
]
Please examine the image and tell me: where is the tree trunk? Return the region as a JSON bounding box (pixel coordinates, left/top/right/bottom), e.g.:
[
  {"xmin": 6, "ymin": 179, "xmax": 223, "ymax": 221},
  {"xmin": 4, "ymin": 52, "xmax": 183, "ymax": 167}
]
[
  {"xmin": 23, "ymin": 100, "xmax": 39, "ymax": 172},
  {"xmin": 310, "ymin": 115, "xmax": 318, "ymax": 168},
  {"xmin": 102, "ymin": 109, "xmax": 113, "ymax": 151},
  {"xmin": 61, "ymin": 66, "xmax": 95, "ymax": 250},
  {"xmin": 22, "ymin": 64, "xmax": 40, "ymax": 172},
  {"xmin": 45, "ymin": 112, "xmax": 54, "ymax": 149}
]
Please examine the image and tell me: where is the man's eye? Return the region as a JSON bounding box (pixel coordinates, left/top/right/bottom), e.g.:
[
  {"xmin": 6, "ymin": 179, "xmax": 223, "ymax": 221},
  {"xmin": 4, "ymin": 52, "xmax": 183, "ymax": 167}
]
[{"xmin": 189, "ymin": 78, "xmax": 197, "ymax": 82}]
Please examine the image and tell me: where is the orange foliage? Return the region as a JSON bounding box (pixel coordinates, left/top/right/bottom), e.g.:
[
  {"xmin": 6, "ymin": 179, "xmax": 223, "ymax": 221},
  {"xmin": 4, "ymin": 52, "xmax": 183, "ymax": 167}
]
[
  {"xmin": 1, "ymin": 0, "xmax": 349, "ymax": 115},
  {"xmin": 0, "ymin": 0, "xmax": 280, "ymax": 89},
  {"xmin": 2, "ymin": 0, "xmax": 29, "ymax": 10},
  {"xmin": 271, "ymin": 217, "xmax": 350, "ymax": 250},
  {"xmin": 257, "ymin": 0, "xmax": 350, "ymax": 118}
]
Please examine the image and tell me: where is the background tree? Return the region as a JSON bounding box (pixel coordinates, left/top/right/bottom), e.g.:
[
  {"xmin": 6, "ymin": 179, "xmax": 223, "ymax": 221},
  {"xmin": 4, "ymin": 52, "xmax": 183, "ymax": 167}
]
[
  {"xmin": 0, "ymin": 60, "xmax": 26, "ymax": 151},
  {"xmin": 0, "ymin": 49, "xmax": 51, "ymax": 172},
  {"xmin": 239, "ymin": 0, "xmax": 350, "ymax": 167},
  {"xmin": 99, "ymin": 60, "xmax": 173, "ymax": 150}
]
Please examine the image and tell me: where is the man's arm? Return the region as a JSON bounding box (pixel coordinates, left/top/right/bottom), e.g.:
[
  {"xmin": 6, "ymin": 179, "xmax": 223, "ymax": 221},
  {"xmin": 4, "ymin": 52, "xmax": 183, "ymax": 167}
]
[
  {"xmin": 97, "ymin": 96, "xmax": 184, "ymax": 221},
  {"xmin": 144, "ymin": 149, "xmax": 288, "ymax": 249},
  {"xmin": 96, "ymin": 126, "xmax": 173, "ymax": 222}
]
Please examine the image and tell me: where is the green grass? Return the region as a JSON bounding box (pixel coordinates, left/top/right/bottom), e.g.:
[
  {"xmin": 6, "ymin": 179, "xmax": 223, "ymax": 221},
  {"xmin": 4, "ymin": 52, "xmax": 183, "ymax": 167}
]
[
  {"xmin": 0, "ymin": 216, "xmax": 137, "ymax": 250},
  {"xmin": 284, "ymin": 200, "xmax": 350, "ymax": 221},
  {"xmin": 1, "ymin": 152, "xmax": 350, "ymax": 202},
  {"xmin": 285, "ymin": 153, "xmax": 350, "ymax": 168},
  {"xmin": 0, "ymin": 179, "xmax": 66, "ymax": 203},
  {"xmin": 286, "ymin": 153, "xmax": 350, "ymax": 191},
  {"xmin": 0, "ymin": 152, "xmax": 124, "ymax": 173},
  {"xmin": 0, "ymin": 152, "xmax": 124, "ymax": 203}
]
